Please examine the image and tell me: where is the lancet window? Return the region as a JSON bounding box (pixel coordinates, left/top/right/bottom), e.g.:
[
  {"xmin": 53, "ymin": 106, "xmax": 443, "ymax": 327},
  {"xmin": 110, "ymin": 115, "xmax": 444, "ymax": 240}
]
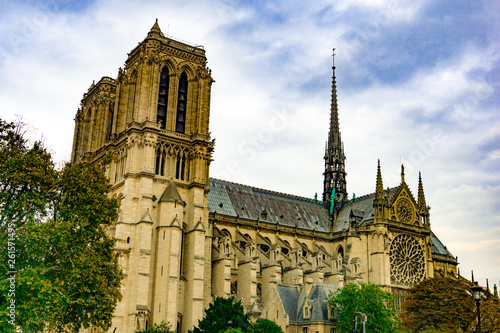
[
  {"xmin": 114, "ymin": 151, "xmax": 127, "ymax": 183},
  {"xmin": 106, "ymin": 102, "xmax": 114, "ymax": 141},
  {"xmin": 175, "ymin": 151, "xmax": 186, "ymax": 181},
  {"xmin": 157, "ymin": 66, "xmax": 169, "ymax": 129},
  {"xmin": 337, "ymin": 245, "xmax": 344, "ymax": 259},
  {"xmin": 155, "ymin": 146, "xmax": 166, "ymax": 176},
  {"xmin": 154, "ymin": 143, "xmax": 190, "ymax": 181},
  {"xmin": 128, "ymin": 73, "xmax": 137, "ymax": 120},
  {"xmin": 176, "ymin": 72, "xmax": 188, "ymax": 133}
]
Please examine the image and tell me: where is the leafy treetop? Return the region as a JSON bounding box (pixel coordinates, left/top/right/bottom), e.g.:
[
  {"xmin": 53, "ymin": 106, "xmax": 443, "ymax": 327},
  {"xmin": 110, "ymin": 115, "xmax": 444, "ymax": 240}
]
[
  {"xmin": 252, "ymin": 318, "xmax": 284, "ymax": 333},
  {"xmin": 402, "ymin": 277, "xmax": 500, "ymax": 333},
  {"xmin": 137, "ymin": 320, "xmax": 173, "ymax": 333},
  {"xmin": 329, "ymin": 283, "xmax": 400, "ymax": 333},
  {"xmin": 0, "ymin": 117, "xmax": 122, "ymax": 333},
  {"xmin": 192, "ymin": 297, "xmax": 251, "ymax": 333}
]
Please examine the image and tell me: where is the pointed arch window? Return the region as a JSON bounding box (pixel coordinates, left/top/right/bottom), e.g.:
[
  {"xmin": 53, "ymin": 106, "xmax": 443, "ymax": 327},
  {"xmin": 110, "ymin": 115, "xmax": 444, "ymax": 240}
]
[
  {"xmin": 175, "ymin": 151, "xmax": 186, "ymax": 181},
  {"xmin": 176, "ymin": 72, "xmax": 188, "ymax": 133},
  {"xmin": 337, "ymin": 246, "xmax": 344, "ymax": 259},
  {"xmin": 155, "ymin": 146, "xmax": 166, "ymax": 176},
  {"xmin": 128, "ymin": 73, "xmax": 137, "ymax": 120},
  {"xmin": 106, "ymin": 102, "xmax": 115, "ymax": 141},
  {"xmin": 157, "ymin": 66, "xmax": 170, "ymax": 129}
]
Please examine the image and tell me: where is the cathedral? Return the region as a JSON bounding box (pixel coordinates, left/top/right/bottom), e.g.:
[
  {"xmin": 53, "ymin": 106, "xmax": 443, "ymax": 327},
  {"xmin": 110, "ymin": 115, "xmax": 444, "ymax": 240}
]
[{"xmin": 70, "ymin": 21, "xmax": 458, "ymax": 333}]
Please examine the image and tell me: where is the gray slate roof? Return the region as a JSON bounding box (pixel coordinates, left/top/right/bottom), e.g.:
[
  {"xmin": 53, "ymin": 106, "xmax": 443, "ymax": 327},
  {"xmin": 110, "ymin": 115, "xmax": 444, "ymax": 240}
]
[
  {"xmin": 207, "ymin": 178, "xmax": 453, "ymax": 258},
  {"xmin": 159, "ymin": 181, "xmax": 185, "ymax": 205},
  {"xmin": 430, "ymin": 231, "xmax": 455, "ymax": 257},
  {"xmin": 277, "ymin": 283, "xmax": 340, "ymax": 323},
  {"xmin": 277, "ymin": 285, "xmax": 299, "ymax": 321},
  {"xmin": 208, "ymin": 178, "xmax": 330, "ymax": 232}
]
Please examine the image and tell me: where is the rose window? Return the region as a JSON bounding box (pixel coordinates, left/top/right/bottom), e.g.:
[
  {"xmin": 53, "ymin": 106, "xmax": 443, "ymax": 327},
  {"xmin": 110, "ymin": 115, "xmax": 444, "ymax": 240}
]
[
  {"xmin": 396, "ymin": 198, "xmax": 413, "ymax": 223},
  {"xmin": 390, "ymin": 234, "xmax": 425, "ymax": 285}
]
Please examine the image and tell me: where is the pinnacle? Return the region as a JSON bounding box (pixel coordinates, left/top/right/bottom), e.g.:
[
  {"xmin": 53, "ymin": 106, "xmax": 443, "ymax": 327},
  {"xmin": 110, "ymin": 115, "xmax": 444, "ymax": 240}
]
[
  {"xmin": 418, "ymin": 171, "xmax": 427, "ymax": 210},
  {"xmin": 375, "ymin": 159, "xmax": 384, "ymax": 199},
  {"xmin": 148, "ymin": 18, "xmax": 164, "ymax": 38}
]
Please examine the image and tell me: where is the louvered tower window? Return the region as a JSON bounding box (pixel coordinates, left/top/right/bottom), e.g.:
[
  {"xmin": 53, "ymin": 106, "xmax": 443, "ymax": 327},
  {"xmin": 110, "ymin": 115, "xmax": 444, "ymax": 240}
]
[
  {"xmin": 176, "ymin": 72, "xmax": 188, "ymax": 133},
  {"xmin": 106, "ymin": 102, "xmax": 114, "ymax": 141},
  {"xmin": 157, "ymin": 66, "xmax": 169, "ymax": 129}
]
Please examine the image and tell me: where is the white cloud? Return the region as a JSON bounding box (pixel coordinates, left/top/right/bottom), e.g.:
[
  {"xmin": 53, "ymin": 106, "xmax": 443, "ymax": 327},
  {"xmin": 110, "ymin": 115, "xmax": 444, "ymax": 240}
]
[{"xmin": 488, "ymin": 149, "xmax": 500, "ymax": 161}]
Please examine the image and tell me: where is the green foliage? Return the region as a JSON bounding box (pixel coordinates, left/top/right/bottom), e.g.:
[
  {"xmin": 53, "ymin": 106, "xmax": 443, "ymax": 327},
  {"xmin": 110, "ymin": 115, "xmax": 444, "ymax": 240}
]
[
  {"xmin": 251, "ymin": 318, "xmax": 284, "ymax": 333},
  {"xmin": 329, "ymin": 283, "xmax": 400, "ymax": 333},
  {"xmin": 402, "ymin": 277, "xmax": 500, "ymax": 333},
  {"xmin": 221, "ymin": 328, "xmax": 244, "ymax": 333},
  {"xmin": 192, "ymin": 297, "xmax": 251, "ymax": 333},
  {"xmin": 0, "ymin": 118, "xmax": 122, "ymax": 332},
  {"xmin": 137, "ymin": 320, "xmax": 173, "ymax": 333},
  {"xmin": 416, "ymin": 329, "xmax": 449, "ymax": 333}
]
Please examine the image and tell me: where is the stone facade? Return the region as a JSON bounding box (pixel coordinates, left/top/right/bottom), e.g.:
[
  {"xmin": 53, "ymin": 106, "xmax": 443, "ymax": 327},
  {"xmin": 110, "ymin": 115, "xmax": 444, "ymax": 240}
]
[{"xmin": 71, "ymin": 21, "xmax": 458, "ymax": 333}]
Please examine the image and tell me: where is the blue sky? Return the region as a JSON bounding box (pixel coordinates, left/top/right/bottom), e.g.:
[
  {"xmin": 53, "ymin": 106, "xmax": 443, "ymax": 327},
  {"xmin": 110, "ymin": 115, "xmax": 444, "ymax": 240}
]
[{"xmin": 1, "ymin": 0, "xmax": 499, "ymax": 287}]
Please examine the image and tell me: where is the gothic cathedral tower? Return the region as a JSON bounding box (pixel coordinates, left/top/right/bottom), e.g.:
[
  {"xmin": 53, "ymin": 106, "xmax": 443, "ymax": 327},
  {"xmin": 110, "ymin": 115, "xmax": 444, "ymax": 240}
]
[{"xmin": 71, "ymin": 21, "xmax": 214, "ymax": 332}]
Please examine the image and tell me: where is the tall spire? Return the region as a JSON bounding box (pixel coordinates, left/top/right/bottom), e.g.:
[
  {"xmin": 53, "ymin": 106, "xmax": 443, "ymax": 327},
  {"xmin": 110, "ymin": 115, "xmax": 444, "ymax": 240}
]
[
  {"xmin": 323, "ymin": 49, "xmax": 347, "ymax": 208},
  {"xmin": 329, "ymin": 48, "xmax": 340, "ymax": 149}
]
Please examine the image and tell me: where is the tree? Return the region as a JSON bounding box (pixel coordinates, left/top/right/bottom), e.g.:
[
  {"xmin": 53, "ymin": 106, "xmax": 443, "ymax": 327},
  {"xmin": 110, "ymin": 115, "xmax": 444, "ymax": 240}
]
[
  {"xmin": 0, "ymin": 118, "xmax": 122, "ymax": 332},
  {"xmin": 252, "ymin": 318, "xmax": 284, "ymax": 333},
  {"xmin": 137, "ymin": 320, "xmax": 173, "ymax": 333},
  {"xmin": 402, "ymin": 277, "xmax": 500, "ymax": 333},
  {"xmin": 192, "ymin": 297, "xmax": 251, "ymax": 333},
  {"xmin": 329, "ymin": 283, "xmax": 400, "ymax": 333},
  {"xmin": 401, "ymin": 277, "xmax": 474, "ymax": 332},
  {"xmin": 221, "ymin": 328, "xmax": 244, "ymax": 333},
  {"xmin": 479, "ymin": 291, "xmax": 500, "ymax": 332}
]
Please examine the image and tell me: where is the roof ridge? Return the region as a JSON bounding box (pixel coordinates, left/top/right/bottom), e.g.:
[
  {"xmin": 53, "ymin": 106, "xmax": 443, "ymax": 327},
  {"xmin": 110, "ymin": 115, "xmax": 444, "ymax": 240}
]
[
  {"xmin": 209, "ymin": 177, "xmax": 322, "ymax": 205},
  {"xmin": 349, "ymin": 185, "xmax": 400, "ymax": 204}
]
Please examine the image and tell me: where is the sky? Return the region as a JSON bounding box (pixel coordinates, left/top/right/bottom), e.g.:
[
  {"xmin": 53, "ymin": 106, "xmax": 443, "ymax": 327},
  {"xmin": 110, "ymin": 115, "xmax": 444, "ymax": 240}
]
[{"xmin": 0, "ymin": 0, "xmax": 499, "ymax": 288}]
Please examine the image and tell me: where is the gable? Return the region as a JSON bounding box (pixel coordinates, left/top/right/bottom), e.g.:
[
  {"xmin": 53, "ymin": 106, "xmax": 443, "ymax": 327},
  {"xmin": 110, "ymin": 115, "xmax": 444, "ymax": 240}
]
[{"xmin": 390, "ymin": 183, "xmax": 419, "ymax": 225}]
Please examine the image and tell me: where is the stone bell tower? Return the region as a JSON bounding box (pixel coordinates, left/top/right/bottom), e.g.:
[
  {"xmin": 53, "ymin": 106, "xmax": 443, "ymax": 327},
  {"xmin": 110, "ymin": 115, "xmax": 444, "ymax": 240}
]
[{"xmin": 71, "ymin": 20, "xmax": 214, "ymax": 332}]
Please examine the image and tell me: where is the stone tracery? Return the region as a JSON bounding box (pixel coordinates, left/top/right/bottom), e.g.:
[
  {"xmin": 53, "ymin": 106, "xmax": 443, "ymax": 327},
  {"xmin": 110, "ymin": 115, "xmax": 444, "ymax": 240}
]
[{"xmin": 390, "ymin": 234, "xmax": 425, "ymax": 285}]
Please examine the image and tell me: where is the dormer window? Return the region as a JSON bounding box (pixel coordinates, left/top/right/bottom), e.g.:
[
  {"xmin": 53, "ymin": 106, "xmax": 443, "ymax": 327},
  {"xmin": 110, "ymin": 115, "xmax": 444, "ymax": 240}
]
[
  {"xmin": 303, "ymin": 302, "xmax": 311, "ymax": 320},
  {"xmin": 328, "ymin": 305, "xmax": 336, "ymax": 320}
]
